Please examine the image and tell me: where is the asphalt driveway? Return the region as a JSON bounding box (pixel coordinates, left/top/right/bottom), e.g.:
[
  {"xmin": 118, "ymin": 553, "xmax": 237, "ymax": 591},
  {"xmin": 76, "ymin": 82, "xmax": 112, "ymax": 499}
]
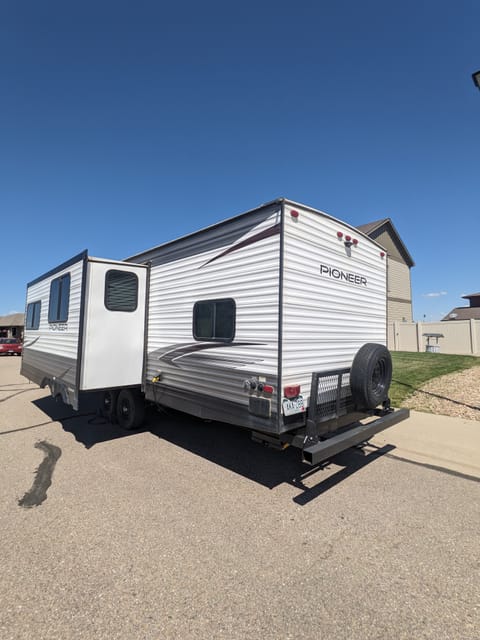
[{"xmin": 1, "ymin": 357, "xmax": 479, "ymax": 639}]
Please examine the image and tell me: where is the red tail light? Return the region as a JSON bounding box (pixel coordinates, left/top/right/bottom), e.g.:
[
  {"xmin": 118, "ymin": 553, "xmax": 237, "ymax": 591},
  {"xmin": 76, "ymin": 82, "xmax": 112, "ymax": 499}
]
[{"xmin": 284, "ymin": 384, "xmax": 301, "ymax": 399}]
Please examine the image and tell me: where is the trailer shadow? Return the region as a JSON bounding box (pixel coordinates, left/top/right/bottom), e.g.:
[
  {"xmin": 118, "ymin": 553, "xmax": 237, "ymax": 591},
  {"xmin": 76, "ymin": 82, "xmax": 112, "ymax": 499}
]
[
  {"xmin": 146, "ymin": 409, "xmax": 395, "ymax": 501},
  {"xmin": 31, "ymin": 393, "xmax": 140, "ymax": 448},
  {"xmin": 32, "ymin": 396, "xmax": 395, "ymax": 502}
]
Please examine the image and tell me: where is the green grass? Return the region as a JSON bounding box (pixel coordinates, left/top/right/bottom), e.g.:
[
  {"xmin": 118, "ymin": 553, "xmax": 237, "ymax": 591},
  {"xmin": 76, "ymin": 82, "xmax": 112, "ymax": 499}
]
[{"xmin": 390, "ymin": 351, "xmax": 480, "ymax": 407}]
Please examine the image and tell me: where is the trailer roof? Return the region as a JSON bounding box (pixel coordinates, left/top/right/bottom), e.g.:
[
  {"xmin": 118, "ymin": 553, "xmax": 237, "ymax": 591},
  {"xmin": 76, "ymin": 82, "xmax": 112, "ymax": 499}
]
[{"xmin": 126, "ymin": 198, "xmax": 385, "ymax": 263}]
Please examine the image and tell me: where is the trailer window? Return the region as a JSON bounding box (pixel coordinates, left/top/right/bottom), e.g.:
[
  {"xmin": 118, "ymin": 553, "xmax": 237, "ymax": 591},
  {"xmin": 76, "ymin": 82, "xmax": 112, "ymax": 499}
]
[
  {"xmin": 48, "ymin": 274, "xmax": 70, "ymax": 323},
  {"xmin": 105, "ymin": 270, "xmax": 138, "ymax": 312},
  {"xmin": 193, "ymin": 299, "xmax": 235, "ymax": 342},
  {"xmin": 26, "ymin": 301, "xmax": 42, "ymax": 330}
]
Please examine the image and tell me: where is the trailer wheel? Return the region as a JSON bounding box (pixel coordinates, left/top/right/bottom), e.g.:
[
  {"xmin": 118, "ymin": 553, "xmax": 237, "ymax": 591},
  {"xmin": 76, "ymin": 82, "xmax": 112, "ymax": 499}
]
[
  {"xmin": 116, "ymin": 389, "xmax": 146, "ymax": 430},
  {"xmin": 102, "ymin": 390, "xmax": 118, "ymax": 423},
  {"xmin": 350, "ymin": 343, "xmax": 392, "ymax": 410}
]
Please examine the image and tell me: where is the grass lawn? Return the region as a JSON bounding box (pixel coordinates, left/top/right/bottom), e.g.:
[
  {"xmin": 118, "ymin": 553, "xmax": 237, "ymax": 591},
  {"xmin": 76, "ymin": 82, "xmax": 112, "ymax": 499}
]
[{"xmin": 390, "ymin": 351, "xmax": 480, "ymax": 407}]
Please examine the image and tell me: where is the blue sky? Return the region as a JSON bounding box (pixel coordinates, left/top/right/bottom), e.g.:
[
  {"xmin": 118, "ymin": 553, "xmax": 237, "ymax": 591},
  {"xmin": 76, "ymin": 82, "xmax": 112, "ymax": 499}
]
[{"xmin": 1, "ymin": 0, "xmax": 479, "ymax": 320}]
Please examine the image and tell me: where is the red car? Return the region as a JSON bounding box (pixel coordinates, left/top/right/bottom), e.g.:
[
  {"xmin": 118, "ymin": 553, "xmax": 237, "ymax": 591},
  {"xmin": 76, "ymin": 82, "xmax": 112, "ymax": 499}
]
[{"xmin": 0, "ymin": 338, "xmax": 23, "ymax": 356}]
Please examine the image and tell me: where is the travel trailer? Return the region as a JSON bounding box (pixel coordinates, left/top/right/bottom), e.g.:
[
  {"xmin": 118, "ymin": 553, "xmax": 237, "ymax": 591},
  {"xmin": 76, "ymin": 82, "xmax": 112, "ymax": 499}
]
[{"xmin": 21, "ymin": 199, "xmax": 408, "ymax": 464}]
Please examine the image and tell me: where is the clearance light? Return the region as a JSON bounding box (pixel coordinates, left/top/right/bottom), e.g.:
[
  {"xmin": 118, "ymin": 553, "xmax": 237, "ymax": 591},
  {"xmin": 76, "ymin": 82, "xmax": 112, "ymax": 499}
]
[
  {"xmin": 337, "ymin": 231, "xmax": 343, "ymax": 239},
  {"xmin": 345, "ymin": 235, "xmax": 351, "ymax": 242},
  {"xmin": 290, "ymin": 210, "xmax": 299, "ymax": 218},
  {"xmin": 284, "ymin": 384, "xmax": 301, "ymax": 399},
  {"xmin": 353, "ymin": 238, "xmax": 359, "ymax": 245},
  {"xmin": 380, "ymin": 251, "xmax": 385, "ymax": 258}
]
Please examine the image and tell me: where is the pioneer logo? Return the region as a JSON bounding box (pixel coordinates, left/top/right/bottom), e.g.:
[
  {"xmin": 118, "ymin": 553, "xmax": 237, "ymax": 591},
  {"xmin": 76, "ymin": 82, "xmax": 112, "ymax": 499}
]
[{"xmin": 320, "ymin": 264, "xmax": 367, "ymax": 286}]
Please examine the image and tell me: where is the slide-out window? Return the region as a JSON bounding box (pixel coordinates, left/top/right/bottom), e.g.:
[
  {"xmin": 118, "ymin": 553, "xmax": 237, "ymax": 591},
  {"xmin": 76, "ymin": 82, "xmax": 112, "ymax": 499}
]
[
  {"xmin": 48, "ymin": 274, "xmax": 70, "ymax": 323},
  {"xmin": 105, "ymin": 270, "xmax": 138, "ymax": 312},
  {"xmin": 193, "ymin": 298, "xmax": 236, "ymax": 342},
  {"xmin": 26, "ymin": 301, "xmax": 42, "ymax": 329}
]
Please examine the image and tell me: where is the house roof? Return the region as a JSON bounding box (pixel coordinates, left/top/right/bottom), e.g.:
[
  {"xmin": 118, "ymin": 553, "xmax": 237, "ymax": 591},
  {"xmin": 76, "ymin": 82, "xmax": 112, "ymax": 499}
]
[
  {"xmin": 462, "ymin": 293, "xmax": 480, "ymax": 299},
  {"xmin": 442, "ymin": 307, "xmax": 480, "ymax": 321},
  {"xmin": 0, "ymin": 313, "xmax": 24, "ymax": 327},
  {"xmin": 356, "ymin": 217, "xmax": 415, "ymax": 267},
  {"xmin": 356, "ymin": 218, "xmax": 390, "ymax": 236}
]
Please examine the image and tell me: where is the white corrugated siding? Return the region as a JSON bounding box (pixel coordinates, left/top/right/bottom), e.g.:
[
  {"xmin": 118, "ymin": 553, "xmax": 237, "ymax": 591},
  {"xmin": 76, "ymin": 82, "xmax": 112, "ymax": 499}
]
[
  {"xmin": 22, "ymin": 257, "xmax": 84, "ymax": 389},
  {"xmin": 281, "ymin": 204, "xmax": 387, "ymax": 403},
  {"xmin": 146, "ymin": 212, "xmax": 281, "ymax": 407},
  {"xmin": 24, "ymin": 259, "xmax": 84, "ymax": 360}
]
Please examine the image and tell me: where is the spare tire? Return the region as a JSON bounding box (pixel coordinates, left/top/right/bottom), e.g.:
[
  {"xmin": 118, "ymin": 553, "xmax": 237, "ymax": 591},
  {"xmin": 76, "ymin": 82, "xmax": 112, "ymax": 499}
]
[{"xmin": 350, "ymin": 343, "xmax": 392, "ymax": 410}]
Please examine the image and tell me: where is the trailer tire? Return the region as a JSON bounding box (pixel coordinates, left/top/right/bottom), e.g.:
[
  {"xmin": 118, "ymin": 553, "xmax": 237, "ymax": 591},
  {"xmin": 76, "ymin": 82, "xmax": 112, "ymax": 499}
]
[
  {"xmin": 116, "ymin": 389, "xmax": 146, "ymax": 430},
  {"xmin": 350, "ymin": 343, "xmax": 392, "ymax": 410},
  {"xmin": 102, "ymin": 390, "xmax": 118, "ymax": 423}
]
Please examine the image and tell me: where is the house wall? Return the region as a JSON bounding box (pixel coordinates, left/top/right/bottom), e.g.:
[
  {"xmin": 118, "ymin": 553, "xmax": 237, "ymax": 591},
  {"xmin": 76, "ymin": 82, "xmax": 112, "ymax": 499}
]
[
  {"xmin": 0, "ymin": 314, "xmax": 25, "ymax": 339},
  {"xmin": 0, "ymin": 325, "xmax": 22, "ymax": 339},
  {"xmin": 386, "ymin": 258, "xmax": 413, "ymax": 347},
  {"xmin": 363, "ymin": 225, "xmax": 413, "ymax": 349}
]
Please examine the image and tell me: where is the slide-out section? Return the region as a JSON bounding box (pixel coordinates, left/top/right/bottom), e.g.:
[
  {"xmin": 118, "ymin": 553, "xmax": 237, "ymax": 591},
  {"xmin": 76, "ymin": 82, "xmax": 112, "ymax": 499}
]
[{"xmin": 22, "ymin": 252, "xmax": 147, "ymax": 409}]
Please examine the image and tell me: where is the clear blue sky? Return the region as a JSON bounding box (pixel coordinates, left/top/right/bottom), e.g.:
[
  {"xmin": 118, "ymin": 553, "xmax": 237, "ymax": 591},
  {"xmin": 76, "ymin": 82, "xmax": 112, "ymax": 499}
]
[{"xmin": 1, "ymin": 0, "xmax": 479, "ymax": 321}]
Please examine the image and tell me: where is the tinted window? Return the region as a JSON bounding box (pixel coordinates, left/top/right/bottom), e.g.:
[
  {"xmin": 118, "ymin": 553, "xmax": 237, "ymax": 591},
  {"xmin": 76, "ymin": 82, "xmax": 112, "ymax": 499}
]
[
  {"xmin": 193, "ymin": 299, "xmax": 235, "ymax": 342},
  {"xmin": 48, "ymin": 274, "xmax": 70, "ymax": 323},
  {"xmin": 105, "ymin": 270, "xmax": 138, "ymax": 312},
  {"xmin": 26, "ymin": 301, "xmax": 42, "ymax": 330}
]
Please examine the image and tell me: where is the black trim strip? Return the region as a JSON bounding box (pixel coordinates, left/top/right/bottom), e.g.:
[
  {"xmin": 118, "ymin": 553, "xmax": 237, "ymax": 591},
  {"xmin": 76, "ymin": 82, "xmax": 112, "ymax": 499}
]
[
  {"xmin": 141, "ymin": 262, "xmax": 152, "ymax": 393},
  {"xmin": 75, "ymin": 253, "xmax": 89, "ymax": 395}
]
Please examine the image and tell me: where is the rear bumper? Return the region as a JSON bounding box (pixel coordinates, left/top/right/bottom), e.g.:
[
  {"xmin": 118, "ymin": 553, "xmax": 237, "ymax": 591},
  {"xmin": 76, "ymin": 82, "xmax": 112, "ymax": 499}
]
[{"xmin": 302, "ymin": 408, "xmax": 410, "ymax": 465}]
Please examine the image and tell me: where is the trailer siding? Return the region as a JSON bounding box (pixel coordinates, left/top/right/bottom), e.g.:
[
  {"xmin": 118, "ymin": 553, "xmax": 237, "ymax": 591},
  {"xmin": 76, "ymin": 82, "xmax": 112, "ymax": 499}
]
[
  {"xmin": 21, "ymin": 256, "xmax": 85, "ymax": 391},
  {"xmin": 281, "ymin": 203, "xmax": 387, "ymax": 406},
  {"xmin": 143, "ymin": 209, "xmax": 282, "ymax": 427}
]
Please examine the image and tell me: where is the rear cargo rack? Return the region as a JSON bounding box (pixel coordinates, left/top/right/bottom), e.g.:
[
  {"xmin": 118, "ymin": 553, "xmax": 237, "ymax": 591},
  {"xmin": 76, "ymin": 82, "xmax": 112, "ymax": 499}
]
[
  {"xmin": 308, "ymin": 367, "xmax": 353, "ymax": 424},
  {"xmin": 296, "ymin": 367, "xmax": 410, "ymax": 465}
]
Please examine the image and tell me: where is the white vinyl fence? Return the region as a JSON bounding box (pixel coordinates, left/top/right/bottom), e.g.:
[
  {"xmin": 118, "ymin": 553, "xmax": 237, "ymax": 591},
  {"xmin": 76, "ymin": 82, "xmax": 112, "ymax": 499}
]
[{"xmin": 391, "ymin": 320, "xmax": 480, "ymax": 356}]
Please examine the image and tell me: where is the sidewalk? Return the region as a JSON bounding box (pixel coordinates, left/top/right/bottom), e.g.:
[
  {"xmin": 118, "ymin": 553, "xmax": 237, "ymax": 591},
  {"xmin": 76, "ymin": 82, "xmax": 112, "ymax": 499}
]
[{"xmin": 371, "ymin": 409, "xmax": 480, "ymax": 479}]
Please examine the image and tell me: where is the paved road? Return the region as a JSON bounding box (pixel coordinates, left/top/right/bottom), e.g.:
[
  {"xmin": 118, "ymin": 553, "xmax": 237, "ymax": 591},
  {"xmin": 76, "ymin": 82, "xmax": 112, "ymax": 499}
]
[{"xmin": 1, "ymin": 357, "xmax": 479, "ymax": 639}]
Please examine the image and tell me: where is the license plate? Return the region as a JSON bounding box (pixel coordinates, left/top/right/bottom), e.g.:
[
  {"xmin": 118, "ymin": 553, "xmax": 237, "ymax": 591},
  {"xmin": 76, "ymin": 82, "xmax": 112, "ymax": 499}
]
[{"xmin": 282, "ymin": 395, "xmax": 305, "ymax": 416}]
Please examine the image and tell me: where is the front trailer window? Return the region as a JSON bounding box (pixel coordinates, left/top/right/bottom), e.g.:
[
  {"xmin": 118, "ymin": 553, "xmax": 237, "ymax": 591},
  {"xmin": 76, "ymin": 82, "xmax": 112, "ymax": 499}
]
[
  {"xmin": 48, "ymin": 273, "xmax": 70, "ymax": 323},
  {"xmin": 26, "ymin": 301, "xmax": 42, "ymax": 330}
]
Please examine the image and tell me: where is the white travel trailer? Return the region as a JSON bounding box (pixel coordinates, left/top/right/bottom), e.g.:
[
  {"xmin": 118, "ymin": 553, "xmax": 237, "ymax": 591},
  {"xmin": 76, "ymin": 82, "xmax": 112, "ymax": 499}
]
[{"xmin": 22, "ymin": 199, "xmax": 408, "ymax": 464}]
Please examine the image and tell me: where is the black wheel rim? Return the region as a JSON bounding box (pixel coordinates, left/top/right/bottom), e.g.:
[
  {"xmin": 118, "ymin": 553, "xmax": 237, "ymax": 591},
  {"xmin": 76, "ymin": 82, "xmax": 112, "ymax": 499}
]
[
  {"xmin": 120, "ymin": 398, "xmax": 131, "ymax": 421},
  {"xmin": 372, "ymin": 359, "xmax": 386, "ymax": 393}
]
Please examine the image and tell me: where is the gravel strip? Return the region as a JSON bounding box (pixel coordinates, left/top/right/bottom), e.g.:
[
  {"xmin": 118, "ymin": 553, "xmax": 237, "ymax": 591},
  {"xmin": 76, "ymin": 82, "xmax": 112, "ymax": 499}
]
[{"xmin": 403, "ymin": 366, "xmax": 480, "ymax": 421}]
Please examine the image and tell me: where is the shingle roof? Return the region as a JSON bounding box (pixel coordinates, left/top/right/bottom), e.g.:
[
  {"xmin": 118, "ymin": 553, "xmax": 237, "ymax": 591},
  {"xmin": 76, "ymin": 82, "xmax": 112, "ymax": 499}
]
[
  {"xmin": 0, "ymin": 313, "xmax": 24, "ymax": 327},
  {"xmin": 442, "ymin": 307, "xmax": 480, "ymax": 321}
]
